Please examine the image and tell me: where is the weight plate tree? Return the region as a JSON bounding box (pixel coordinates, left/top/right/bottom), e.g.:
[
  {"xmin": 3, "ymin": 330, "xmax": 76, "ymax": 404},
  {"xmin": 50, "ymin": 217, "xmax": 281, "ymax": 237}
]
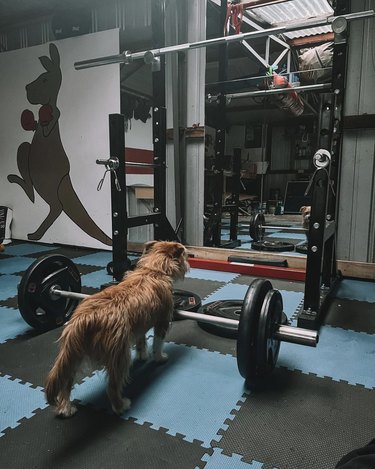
[{"xmin": 18, "ymin": 254, "xmax": 81, "ymax": 330}]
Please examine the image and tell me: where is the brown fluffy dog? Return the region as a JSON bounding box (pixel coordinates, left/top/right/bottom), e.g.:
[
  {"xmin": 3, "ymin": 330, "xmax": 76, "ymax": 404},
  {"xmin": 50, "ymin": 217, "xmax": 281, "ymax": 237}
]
[
  {"xmin": 300, "ymin": 206, "xmax": 311, "ymax": 240},
  {"xmin": 45, "ymin": 240, "xmax": 189, "ymax": 418}
]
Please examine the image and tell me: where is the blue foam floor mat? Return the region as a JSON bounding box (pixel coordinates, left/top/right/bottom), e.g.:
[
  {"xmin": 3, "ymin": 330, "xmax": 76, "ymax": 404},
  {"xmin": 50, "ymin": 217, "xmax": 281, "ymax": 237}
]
[
  {"xmin": 0, "ymin": 256, "xmax": 38, "ymax": 275},
  {"xmin": 279, "ymin": 325, "xmax": 375, "ymax": 388},
  {"xmin": 80, "ymin": 269, "xmax": 115, "ymax": 288},
  {"xmin": 0, "ymin": 375, "xmax": 47, "ymax": 437},
  {"xmin": 2, "ymin": 243, "xmax": 56, "ymax": 257},
  {"xmin": 73, "ymin": 251, "xmax": 113, "ymax": 266},
  {"xmin": 199, "ymin": 448, "xmax": 265, "ymax": 468},
  {"xmin": 0, "ymin": 306, "xmax": 32, "ymax": 344},
  {"xmin": 0, "ymin": 275, "xmax": 21, "ymax": 301},
  {"xmin": 1, "ymin": 241, "xmax": 374, "ymax": 469},
  {"xmin": 72, "ymin": 341, "xmax": 247, "ymax": 448},
  {"xmin": 186, "ymin": 268, "xmax": 240, "ymax": 283},
  {"xmin": 335, "ymin": 279, "xmax": 375, "ymax": 303}
]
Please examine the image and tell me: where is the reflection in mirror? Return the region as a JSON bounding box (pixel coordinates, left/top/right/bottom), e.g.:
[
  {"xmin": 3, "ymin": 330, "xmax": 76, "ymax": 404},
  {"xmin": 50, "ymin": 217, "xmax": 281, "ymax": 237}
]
[{"xmin": 204, "ymin": 22, "xmax": 333, "ymax": 260}]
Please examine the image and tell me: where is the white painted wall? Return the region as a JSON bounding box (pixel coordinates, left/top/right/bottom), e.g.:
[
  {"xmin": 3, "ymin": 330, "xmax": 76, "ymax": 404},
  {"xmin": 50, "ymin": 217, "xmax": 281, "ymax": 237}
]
[{"xmin": 0, "ymin": 30, "xmax": 120, "ymax": 249}]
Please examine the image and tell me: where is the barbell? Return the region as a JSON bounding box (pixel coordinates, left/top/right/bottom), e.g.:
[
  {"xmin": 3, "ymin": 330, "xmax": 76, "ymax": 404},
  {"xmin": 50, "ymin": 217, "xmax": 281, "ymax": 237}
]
[
  {"xmin": 249, "ymin": 213, "xmax": 308, "ymax": 242},
  {"xmin": 17, "ymin": 254, "xmax": 318, "ymax": 387}
]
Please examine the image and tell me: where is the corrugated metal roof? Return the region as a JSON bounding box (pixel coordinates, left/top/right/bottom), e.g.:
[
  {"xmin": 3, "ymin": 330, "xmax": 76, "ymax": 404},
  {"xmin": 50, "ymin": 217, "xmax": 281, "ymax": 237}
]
[{"xmin": 248, "ymin": 0, "xmax": 334, "ymax": 39}]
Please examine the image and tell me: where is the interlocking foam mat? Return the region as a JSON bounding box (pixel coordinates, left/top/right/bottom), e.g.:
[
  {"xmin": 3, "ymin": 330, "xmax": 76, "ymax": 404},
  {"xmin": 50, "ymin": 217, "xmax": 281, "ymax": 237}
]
[
  {"xmin": 0, "ymin": 241, "xmax": 374, "ymax": 469},
  {"xmin": 221, "ymin": 219, "xmax": 308, "ymax": 257}
]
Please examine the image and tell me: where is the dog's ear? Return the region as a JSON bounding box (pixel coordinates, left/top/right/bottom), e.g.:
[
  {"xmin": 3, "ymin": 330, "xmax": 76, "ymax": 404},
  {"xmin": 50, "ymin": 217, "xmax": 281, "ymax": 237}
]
[
  {"xmin": 173, "ymin": 246, "xmax": 185, "ymax": 259},
  {"xmin": 300, "ymin": 206, "xmax": 307, "ymax": 214},
  {"xmin": 143, "ymin": 240, "xmax": 158, "ymax": 253}
]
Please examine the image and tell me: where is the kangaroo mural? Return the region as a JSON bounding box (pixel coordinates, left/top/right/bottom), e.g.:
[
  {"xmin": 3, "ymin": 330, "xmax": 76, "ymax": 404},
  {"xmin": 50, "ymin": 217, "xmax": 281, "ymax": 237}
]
[{"xmin": 7, "ymin": 43, "xmax": 112, "ymax": 246}]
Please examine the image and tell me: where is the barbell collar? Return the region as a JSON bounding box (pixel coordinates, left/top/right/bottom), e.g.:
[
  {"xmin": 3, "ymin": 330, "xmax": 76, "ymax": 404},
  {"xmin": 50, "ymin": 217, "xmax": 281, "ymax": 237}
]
[
  {"xmin": 274, "ymin": 325, "xmax": 318, "ymax": 347},
  {"xmin": 96, "ymin": 159, "xmax": 159, "ymax": 169},
  {"xmin": 96, "ymin": 157, "xmax": 119, "ymax": 170}
]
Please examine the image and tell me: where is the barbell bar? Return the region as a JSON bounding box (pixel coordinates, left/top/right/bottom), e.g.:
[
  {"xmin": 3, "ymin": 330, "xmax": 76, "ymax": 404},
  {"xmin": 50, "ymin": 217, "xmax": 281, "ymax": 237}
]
[
  {"xmin": 50, "ymin": 286, "xmax": 317, "ymax": 348},
  {"xmin": 18, "ymin": 254, "xmax": 318, "ymax": 387},
  {"xmin": 74, "ymin": 11, "xmax": 375, "ymax": 70},
  {"xmin": 249, "ymin": 213, "xmax": 308, "ymax": 242},
  {"xmin": 96, "ymin": 158, "xmax": 160, "ymax": 169}
]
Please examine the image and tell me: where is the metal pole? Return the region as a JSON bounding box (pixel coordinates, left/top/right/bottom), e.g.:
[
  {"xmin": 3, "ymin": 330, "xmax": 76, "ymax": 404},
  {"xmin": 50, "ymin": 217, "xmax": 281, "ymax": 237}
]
[
  {"xmin": 174, "ymin": 310, "xmax": 318, "ymax": 346},
  {"xmin": 50, "ymin": 287, "xmax": 89, "ymax": 301},
  {"xmin": 109, "ymin": 114, "xmax": 129, "ymax": 282},
  {"xmin": 50, "ymin": 287, "xmax": 318, "ymax": 347},
  {"xmin": 74, "ymin": 10, "xmax": 375, "ymax": 70},
  {"xmin": 273, "ymin": 325, "xmax": 319, "ymax": 347},
  {"xmin": 224, "ymin": 83, "xmax": 332, "ymax": 100},
  {"xmin": 260, "ymin": 225, "xmax": 307, "ymax": 232}
]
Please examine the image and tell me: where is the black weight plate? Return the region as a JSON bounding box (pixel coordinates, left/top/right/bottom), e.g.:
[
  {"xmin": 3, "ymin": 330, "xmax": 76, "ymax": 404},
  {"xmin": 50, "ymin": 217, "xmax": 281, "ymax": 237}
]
[
  {"xmin": 251, "ymin": 240, "xmax": 295, "ymax": 252},
  {"xmin": 249, "ymin": 213, "xmax": 265, "ymax": 241},
  {"xmin": 237, "ymin": 279, "xmax": 273, "ymax": 382},
  {"xmin": 173, "ymin": 289, "xmax": 202, "ymax": 319},
  {"xmin": 255, "ymin": 289, "xmax": 283, "ymax": 384},
  {"xmin": 18, "ymin": 254, "xmax": 81, "ymax": 331},
  {"xmin": 296, "ymin": 243, "xmax": 308, "ymax": 254},
  {"xmin": 197, "ymin": 300, "xmax": 243, "ymax": 339}
]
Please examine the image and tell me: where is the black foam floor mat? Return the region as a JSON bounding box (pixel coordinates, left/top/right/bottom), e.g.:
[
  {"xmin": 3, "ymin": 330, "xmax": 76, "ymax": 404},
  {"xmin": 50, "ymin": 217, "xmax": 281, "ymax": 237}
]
[
  {"xmin": 325, "ymin": 298, "xmax": 375, "ymax": 333},
  {"xmin": 214, "ymin": 367, "xmax": 375, "ymax": 469},
  {"xmin": 0, "ymin": 405, "xmax": 207, "ymax": 469}
]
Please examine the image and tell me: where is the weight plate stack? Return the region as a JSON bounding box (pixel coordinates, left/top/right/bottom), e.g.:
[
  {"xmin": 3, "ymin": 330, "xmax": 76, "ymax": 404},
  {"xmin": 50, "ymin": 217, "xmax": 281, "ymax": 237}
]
[
  {"xmin": 251, "ymin": 240, "xmax": 295, "ymax": 252},
  {"xmin": 256, "ymin": 289, "xmax": 283, "ymax": 380},
  {"xmin": 249, "ymin": 213, "xmax": 265, "ymax": 241},
  {"xmin": 236, "ymin": 279, "xmax": 273, "ymax": 384},
  {"xmin": 296, "ymin": 242, "xmax": 308, "ymax": 254},
  {"xmin": 173, "ymin": 289, "xmax": 202, "ymax": 319}
]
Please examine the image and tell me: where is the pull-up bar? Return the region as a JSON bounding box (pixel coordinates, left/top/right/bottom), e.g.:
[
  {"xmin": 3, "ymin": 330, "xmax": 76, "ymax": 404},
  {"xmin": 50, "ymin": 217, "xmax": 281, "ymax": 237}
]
[{"xmin": 74, "ymin": 10, "xmax": 374, "ymax": 70}]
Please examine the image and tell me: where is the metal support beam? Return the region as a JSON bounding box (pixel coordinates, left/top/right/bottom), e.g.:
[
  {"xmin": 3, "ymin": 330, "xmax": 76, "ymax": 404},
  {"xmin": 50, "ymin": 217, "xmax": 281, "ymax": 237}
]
[
  {"xmin": 221, "ymin": 83, "xmax": 332, "ymax": 101},
  {"xmin": 183, "ymin": 0, "xmax": 206, "ymax": 246},
  {"xmin": 108, "ymin": 114, "xmax": 128, "ymax": 282}
]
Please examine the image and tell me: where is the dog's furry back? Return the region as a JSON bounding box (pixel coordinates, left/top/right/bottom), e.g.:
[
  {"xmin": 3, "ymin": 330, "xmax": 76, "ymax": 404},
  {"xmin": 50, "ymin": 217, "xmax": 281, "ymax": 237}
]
[{"xmin": 45, "ymin": 240, "xmax": 188, "ymax": 408}]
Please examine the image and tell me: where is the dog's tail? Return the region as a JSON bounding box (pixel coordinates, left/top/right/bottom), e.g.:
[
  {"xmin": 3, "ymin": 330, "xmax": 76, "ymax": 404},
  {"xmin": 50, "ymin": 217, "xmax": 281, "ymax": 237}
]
[{"xmin": 44, "ymin": 325, "xmax": 82, "ymax": 406}]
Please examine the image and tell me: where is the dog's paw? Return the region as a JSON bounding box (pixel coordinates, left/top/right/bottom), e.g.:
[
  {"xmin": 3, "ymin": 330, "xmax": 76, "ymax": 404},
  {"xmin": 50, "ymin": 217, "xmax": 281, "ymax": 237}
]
[
  {"xmin": 112, "ymin": 397, "xmax": 131, "ymax": 415},
  {"xmin": 153, "ymin": 352, "xmax": 169, "ymax": 364},
  {"xmin": 56, "ymin": 403, "xmax": 78, "ymax": 418}
]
